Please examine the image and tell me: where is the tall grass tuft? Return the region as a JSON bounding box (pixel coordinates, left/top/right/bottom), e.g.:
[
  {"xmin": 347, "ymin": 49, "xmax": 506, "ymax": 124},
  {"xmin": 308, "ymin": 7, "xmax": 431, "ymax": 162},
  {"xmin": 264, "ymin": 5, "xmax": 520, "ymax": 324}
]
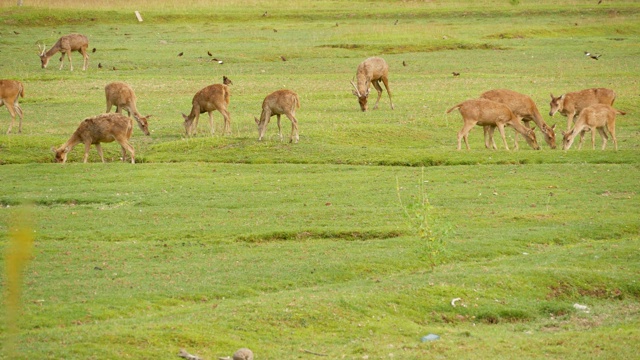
[{"xmin": 396, "ymin": 168, "xmax": 448, "ymax": 270}]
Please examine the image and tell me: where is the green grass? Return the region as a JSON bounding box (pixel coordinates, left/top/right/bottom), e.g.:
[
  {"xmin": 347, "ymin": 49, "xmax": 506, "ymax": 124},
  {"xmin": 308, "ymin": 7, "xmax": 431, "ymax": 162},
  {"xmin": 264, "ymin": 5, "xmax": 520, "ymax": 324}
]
[{"xmin": 1, "ymin": 1, "xmax": 639, "ymax": 359}]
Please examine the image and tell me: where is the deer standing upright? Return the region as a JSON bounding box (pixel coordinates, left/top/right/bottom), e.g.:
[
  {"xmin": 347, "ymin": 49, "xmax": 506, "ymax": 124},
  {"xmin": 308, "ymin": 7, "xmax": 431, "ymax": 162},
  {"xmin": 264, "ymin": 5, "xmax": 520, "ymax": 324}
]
[
  {"xmin": 350, "ymin": 57, "xmax": 394, "ymax": 112},
  {"xmin": 105, "ymin": 82, "xmax": 151, "ymax": 136},
  {"xmin": 254, "ymin": 89, "xmax": 300, "ymax": 143},
  {"xmin": 182, "ymin": 84, "xmax": 231, "ymax": 136},
  {"xmin": 0, "ymin": 79, "xmax": 25, "ymax": 134},
  {"xmin": 38, "ymin": 33, "xmax": 89, "ymax": 71},
  {"xmin": 549, "ymin": 88, "xmax": 616, "ymax": 130}
]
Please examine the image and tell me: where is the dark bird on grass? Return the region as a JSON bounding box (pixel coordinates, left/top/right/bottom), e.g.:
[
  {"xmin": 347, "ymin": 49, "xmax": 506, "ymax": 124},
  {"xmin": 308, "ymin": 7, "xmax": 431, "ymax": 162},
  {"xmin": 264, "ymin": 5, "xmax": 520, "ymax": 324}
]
[
  {"xmin": 598, "ymin": 0, "xmax": 603, "ymax": 4},
  {"xmin": 280, "ymin": 55, "xmax": 287, "ymax": 61},
  {"xmin": 584, "ymin": 51, "xmax": 591, "ymax": 56},
  {"xmin": 262, "ymin": 11, "xmax": 268, "ymax": 17},
  {"xmin": 178, "ymin": 52, "xmax": 183, "ymax": 57},
  {"xmin": 112, "ymin": 66, "xmax": 117, "ymax": 71},
  {"xmin": 98, "ymin": 62, "xmax": 102, "ymax": 69},
  {"xmin": 13, "ymin": 31, "xmax": 19, "ymax": 35},
  {"xmin": 402, "ymin": 60, "xmax": 407, "ymax": 67},
  {"xmin": 452, "ymin": 72, "xmax": 460, "ymax": 77},
  {"xmin": 92, "ymin": 47, "xmax": 96, "ymax": 53},
  {"xmin": 223, "ymin": 75, "xmax": 233, "ymax": 85},
  {"xmin": 213, "ymin": 58, "xmax": 223, "ymax": 64},
  {"xmin": 207, "ymin": 51, "xmax": 212, "ymax": 56},
  {"xmin": 394, "ymin": 19, "xmax": 398, "ymax": 25},
  {"xmin": 273, "ymin": 28, "xmax": 278, "ymax": 32},
  {"xmin": 335, "ymin": 23, "xmax": 339, "ymax": 27},
  {"xmin": 590, "ymin": 54, "xmax": 602, "ymax": 60}
]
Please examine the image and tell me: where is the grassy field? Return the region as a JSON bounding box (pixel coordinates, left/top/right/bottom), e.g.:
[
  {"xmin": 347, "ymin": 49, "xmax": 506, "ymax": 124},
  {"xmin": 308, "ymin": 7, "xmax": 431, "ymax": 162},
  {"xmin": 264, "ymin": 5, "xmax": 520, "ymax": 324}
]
[{"xmin": 1, "ymin": 1, "xmax": 639, "ymax": 359}]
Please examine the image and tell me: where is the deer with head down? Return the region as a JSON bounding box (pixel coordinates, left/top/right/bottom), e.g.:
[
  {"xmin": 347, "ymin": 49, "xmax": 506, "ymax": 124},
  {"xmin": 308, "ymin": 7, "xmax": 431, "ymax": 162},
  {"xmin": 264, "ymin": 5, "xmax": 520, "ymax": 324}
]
[
  {"xmin": 182, "ymin": 83, "xmax": 231, "ymax": 136},
  {"xmin": 51, "ymin": 113, "xmax": 135, "ymax": 163},
  {"xmin": 105, "ymin": 82, "xmax": 151, "ymax": 136},
  {"xmin": 549, "ymin": 87, "xmax": 615, "ymax": 131},
  {"xmin": 350, "ymin": 57, "xmax": 394, "ymax": 112},
  {"xmin": 480, "ymin": 89, "xmax": 556, "ymax": 149},
  {"xmin": 562, "ymin": 104, "xmax": 624, "ymax": 151},
  {"xmin": 38, "ymin": 33, "xmax": 89, "ymax": 71},
  {"xmin": 447, "ymin": 99, "xmax": 540, "ymax": 151},
  {"xmin": 254, "ymin": 89, "xmax": 300, "ymax": 143},
  {"xmin": 0, "ymin": 79, "xmax": 25, "ymax": 134}
]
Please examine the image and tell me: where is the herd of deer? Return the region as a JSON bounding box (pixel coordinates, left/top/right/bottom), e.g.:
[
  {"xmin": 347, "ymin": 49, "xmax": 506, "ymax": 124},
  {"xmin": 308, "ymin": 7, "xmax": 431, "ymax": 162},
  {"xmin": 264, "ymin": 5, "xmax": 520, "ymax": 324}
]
[{"xmin": 0, "ymin": 33, "xmax": 627, "ymax": 163}]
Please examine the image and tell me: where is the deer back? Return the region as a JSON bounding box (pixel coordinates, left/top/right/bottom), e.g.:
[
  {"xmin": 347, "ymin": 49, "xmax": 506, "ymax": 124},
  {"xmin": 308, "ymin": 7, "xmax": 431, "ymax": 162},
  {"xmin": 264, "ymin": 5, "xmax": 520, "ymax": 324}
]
[{"xmin": 76, "ymin": 113, "xmax": 133, "ymax": 144}]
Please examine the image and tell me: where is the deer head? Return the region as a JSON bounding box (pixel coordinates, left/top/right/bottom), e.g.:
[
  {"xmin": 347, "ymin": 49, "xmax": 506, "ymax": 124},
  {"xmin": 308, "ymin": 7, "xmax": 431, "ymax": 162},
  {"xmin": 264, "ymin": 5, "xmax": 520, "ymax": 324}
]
[
  {"xmin": 350, "ymin": 79, "xmax": 370, "ymax": 112},
  {"xmin": 549, "ymin": 93, "xmax": 565, "ymax": 116}
]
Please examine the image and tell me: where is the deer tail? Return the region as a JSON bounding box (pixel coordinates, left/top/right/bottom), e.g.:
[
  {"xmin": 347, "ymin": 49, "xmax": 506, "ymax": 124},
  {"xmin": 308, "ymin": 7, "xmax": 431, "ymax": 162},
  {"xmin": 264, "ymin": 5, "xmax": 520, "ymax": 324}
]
[
  {"xmin": 446, "ymin": 103, "xmax": 463, "ymax": 114},
  {"xmin": 224, "ymin": 88, "xmax": 230, "ymax": 105},
  {"xmin": 19, "ymin": 82, "xmax": 25, "ymax": 98},
  {"xmin": 294, "ymin": 94, "xmax": 300, "ymax": 109}
]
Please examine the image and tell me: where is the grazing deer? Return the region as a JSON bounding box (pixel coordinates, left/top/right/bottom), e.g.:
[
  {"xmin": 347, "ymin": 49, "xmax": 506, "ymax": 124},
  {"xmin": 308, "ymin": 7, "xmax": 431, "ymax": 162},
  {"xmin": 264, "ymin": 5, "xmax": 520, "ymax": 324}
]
[
  {"xmin": 549, "ymin": 87, "xmax": 615, "ymax": 130},
  {"xmin": 182, "ymin": 84, "xmax": 231, "ymax": 136},
  {"xmin": 254, "ymin": 89, "xmax": 300, "ymax": 143},
  {"xmin": 104, "ymin": 82, "xmax": 151, "ymax": 136},
  {"xmin": 447, "ymin": 99, "xmax": 540, "ymax": 151},
  {"xmin": 38, "ymin": 33, "xmax": 89, "ymax": 71},
  {"xmin": 0, "ymin": 79, "xmax": 24, "ymax": 134},
  {"xmin": 350, "ymin": 57, "xmax": 394, "ymax": 112},
  {"xmin": 480, "ymin": 89, "xmax": 557, "ymax": 149},
  {"xmin": 52, "ymin": 113, "xmax": 135, "ymax": 163},
  {"xmin": 562, "ymin": 104, "xmax": 624, "ymax": 151}
]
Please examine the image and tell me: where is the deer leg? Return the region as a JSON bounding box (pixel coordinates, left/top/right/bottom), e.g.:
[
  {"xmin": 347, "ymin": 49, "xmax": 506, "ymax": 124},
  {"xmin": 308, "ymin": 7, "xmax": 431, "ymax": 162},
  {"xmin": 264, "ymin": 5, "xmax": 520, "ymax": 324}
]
[
  {"xmin": 381, "ymin": 76, "xmax": 394, "ymax": 110},
  {"xmin": 95, "ymin": 143, "xmax": 105, "ymax": 163},
  {"xmin": 276, "ymin": 114, "xmax": 283, "ymax": 141},
  {"xmin": 371, "ymin": 80, "xmax": 383, "ymax": 110},
  {"xmin": 14, "ymin": 103, "xmax": 23, "ymax": 133},
  {"xmin": 578, "ymin": 130, "xmax": 586, "ymax": 150},
  {"xmin": 497, "ymin": 124, "xmax": 509, "ymax": 150},
  {"xmin": 81, "ymin": 48, "xmax": 88, "ymax": 71},
  {"xmin": 208, "ymin": 111, "xmax": 215, "ymax": 135},
  {"xmin": 58, "ymin": 51, "xmax": 66, "ymax": 70},
  {"xmin": 457, "ymin": 121, "xmax": 475, "ymax": 150},
  {"xmin": 597, "ymin": 127, "xmax": 608, "ymax": 150},
  {"xmin": 117, "ymin": 139, "xmax": 135, "ymax": 164},
  {"xmin": 221, "ymin": 109, "xmax": 231, "ymax": 135},
  {"xmin": 483, "ymin": 126, "xmax": 492, "ymax": 149},
  {"xmin": 4, "ymin": 101, "xmax": 17, "ymax": 134},
  {"xmin": 284, "ymin": 112, "xmax": 299, "ymax": 143},
  {"xmin": 607, "ymin": 120, "xmax": 617, "ymax": 151},
  {"xmin": 83, "ymin": 142, "xmax": 91, "ymax": 163}
]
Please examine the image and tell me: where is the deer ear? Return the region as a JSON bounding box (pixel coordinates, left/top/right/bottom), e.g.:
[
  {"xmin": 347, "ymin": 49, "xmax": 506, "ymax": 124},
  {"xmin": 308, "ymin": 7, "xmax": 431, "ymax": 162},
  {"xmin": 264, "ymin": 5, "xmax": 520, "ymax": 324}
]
[
  {"xmin": 254, "ymin": 116, "xmax": 259, "ymax": 124},
  {"xmin": 50, "ymin": 146, "xmax": 57, "ymax": 154},
  {"xmin": 63, "ymin": 146, "xmax": 71, "ymax": 153},
  {"xmin": 181, "ymin": 113, "xmax": 188, "ymax": 121},
  {"xmin": 559, "ymin": 94, "xmax": 565, "ymax": 101},
  {"xmin": 551, "ymin": 124, "xmax": 556, "ymax": 130},
  {"xmin": 351, "ymin": 90, "xmax": 358, "ymax": 96},
  {"xmin": 550, "ymin": 93, "xmax": 554, "ymax": 99},
  {"xmin": 530, "ymin": 126, "xmax": 536, "ymax": 131}
]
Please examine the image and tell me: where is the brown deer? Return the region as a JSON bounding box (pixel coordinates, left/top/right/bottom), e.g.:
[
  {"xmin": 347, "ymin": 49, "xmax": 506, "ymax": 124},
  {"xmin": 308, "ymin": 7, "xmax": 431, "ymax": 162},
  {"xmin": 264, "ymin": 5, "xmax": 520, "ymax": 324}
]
[
  {"xmin": 182, "ymin": 84, "xmax": 231, "ymax": 136},
  {"xmin": 38, "ymin": 33, "xmax": 89, "ymax": 71},
  {"xmin": 51, "ymin": 113, "xmax": 135, "ymax": 163},
  {"xmin": 549, "ymin": 88, "xmax": 616, "ymax": 130},
  {"xmin": 254, "ymin": 89, "xmax": 300, "ymax": 143},
  {"xmin": 480, "ymin": 89, "xmax": 556, "ymax": 149},
  {"xmin": 104, "ymin": 82, "xmax": 151, "ymax": 136},
  {"xmin": 0, "ymin": 79, "xmax": 25, "ymax": 134},
  {"xmin": 350, "ymin": 57, "xmax": 394, "ymax": 112},
  {"xmin": 447, "ymin": 99, "xmax": 540, "ymax": 151},
  {"xmin": 562, "ymin": 104, "xmax": 624, "ymax": 151}
]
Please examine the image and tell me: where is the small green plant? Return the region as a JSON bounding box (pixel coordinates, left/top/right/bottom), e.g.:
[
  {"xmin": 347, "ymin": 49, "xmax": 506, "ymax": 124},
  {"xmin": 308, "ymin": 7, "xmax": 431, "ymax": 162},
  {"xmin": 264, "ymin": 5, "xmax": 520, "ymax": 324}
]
[{"xmin": 396, "ymin": 168, "xmax": 448, "ymax": 269}]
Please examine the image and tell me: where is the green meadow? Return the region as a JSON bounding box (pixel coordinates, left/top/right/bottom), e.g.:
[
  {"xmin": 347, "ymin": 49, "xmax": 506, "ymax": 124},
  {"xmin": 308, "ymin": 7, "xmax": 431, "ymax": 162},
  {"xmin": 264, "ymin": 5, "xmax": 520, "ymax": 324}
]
[{"xmin": 1, "ymin": 1, "xmax": 639, "ymax": 359}]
